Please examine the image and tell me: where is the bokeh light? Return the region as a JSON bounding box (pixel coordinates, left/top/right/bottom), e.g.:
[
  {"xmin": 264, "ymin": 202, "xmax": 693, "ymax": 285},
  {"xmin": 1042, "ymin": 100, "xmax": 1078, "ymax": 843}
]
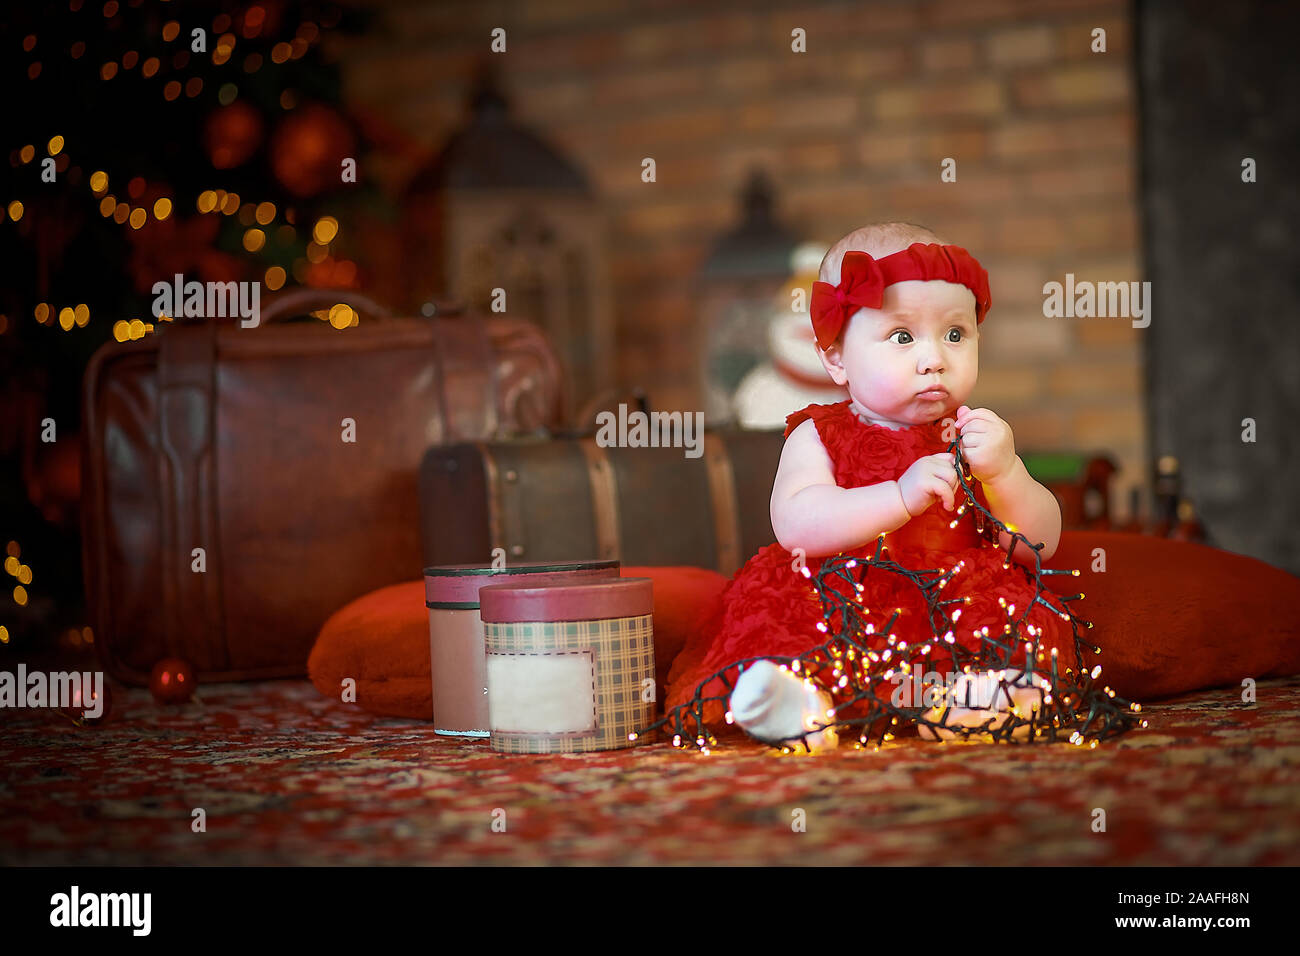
[
  {"xmin": 312, "ymin": 216, "xmax": 339, "ymax": 244},
  {"xmin": 328, "ymin": 304, "xmax": 355, "ymax": 329}
]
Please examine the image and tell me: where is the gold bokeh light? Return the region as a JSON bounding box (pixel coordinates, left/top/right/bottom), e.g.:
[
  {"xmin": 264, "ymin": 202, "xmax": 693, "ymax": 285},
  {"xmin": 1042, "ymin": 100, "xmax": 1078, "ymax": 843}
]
[{"xmin": 312, "ymin": 216, "xmax": 339, "ymax": 244}]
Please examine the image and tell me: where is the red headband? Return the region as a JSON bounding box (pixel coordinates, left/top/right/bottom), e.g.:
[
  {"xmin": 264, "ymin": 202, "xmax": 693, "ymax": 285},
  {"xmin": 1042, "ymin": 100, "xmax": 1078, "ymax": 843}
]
[{"xmin": 810, "ymin": 242, "xmax": 991, "ymax": 351}]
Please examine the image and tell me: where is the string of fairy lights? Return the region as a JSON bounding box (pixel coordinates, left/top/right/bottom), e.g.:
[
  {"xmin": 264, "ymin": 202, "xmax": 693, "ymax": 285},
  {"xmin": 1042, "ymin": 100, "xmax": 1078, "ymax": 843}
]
[
  {"xmin": 5, "ymin": 3, "xmax": 359, "ymax": 341},
  {"xmin": 634, "ymin": 438, "xmax": 1147, "ymax": 754}
]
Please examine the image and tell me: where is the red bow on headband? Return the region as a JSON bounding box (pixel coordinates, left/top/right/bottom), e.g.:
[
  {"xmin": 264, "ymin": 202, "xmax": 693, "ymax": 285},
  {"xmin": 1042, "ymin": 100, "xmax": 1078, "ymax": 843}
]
[{"xmin": 809, "ymin": 243, "xmax": 992, "ymax": 351}]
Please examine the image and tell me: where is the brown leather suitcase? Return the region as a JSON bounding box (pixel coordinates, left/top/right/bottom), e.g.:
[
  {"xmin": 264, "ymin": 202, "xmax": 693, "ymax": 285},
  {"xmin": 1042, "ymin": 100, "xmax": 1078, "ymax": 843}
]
[
  {"xmin": 81, "ymin": 289, "xmax": 563, "ymax": 685},
  {"xmin": 418, "ymin": 428, "xmax": 786, "ymax": 576}
]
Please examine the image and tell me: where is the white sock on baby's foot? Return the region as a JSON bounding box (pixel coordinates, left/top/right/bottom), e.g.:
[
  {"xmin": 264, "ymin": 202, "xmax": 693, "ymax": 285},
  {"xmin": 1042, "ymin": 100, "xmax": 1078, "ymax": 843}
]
[
  {"xmin": 918, "ymin": 668, "xmax": 1050, "ymax": 742},
  {"xmin": 729, "ymin": 660, "xmax": 839, "ymax": 751}
]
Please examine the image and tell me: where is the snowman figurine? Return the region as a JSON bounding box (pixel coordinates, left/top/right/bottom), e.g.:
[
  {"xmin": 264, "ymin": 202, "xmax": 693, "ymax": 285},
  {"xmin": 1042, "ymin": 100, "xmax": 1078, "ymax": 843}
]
[{"xmin": 732, "ymin": 241, "xmax": 848, "ymax": 429}]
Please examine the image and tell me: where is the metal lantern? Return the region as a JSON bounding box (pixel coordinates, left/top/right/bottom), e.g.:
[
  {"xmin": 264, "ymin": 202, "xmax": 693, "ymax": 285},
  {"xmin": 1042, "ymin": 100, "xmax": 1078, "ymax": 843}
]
[
  {"xmin": 694, "ymin": 168, "xmax": 801, "ymax": 425},
  {"xmin": 403, "ymin": 65, "xmax": 614, "ymax": 426}
]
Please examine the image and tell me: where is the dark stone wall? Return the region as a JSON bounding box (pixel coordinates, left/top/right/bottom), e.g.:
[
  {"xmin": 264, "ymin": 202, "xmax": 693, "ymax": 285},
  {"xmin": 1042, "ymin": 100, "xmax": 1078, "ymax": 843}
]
[{"xmin": 1138, "ymin": 0, "xmax": 1300, "ymax": 574}]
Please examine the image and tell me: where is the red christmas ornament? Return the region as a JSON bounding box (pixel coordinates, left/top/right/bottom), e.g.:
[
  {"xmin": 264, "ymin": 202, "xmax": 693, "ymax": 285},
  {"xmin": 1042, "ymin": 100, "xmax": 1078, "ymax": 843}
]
[
  {"xmin": 150, "ymin": 658, "xmax": 196, "ymax": 704},
  {"xmin": 270, "ymin": 102, "xmax": 355, "ymax": 198},
  {"xmin": 204, "ymin": 101, "xmax": 264, "ymax": 170},
  {"xmin": 65, "ymin": 681, "xmax": 114, "ymax": 727},
  {"xmin": 303, "ymin": 257, "xmax": 360, "ymax": 289},
  {"xmin": 244, "ymin": 0, "xmax": 287, "ymax": 38}
]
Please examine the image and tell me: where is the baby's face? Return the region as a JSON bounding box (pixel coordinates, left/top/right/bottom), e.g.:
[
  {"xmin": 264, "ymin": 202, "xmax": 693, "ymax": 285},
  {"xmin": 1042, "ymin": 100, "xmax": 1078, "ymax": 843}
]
[{"xmin": 819, "ymin": 279, "xmax": 978, "ymax": 428}]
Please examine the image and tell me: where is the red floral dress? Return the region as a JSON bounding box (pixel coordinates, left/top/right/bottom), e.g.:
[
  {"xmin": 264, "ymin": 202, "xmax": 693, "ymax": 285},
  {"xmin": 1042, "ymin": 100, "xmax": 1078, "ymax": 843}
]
[{"xmin": 664, "ymin": 399, "xmax": 1072, "ymax": 724}]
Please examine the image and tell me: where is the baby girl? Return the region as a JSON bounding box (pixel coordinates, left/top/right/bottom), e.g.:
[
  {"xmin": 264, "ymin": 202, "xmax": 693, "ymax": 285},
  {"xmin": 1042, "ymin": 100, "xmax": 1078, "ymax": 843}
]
[{"xmin": 664, "ymin": 221, "xmax": 1066, "ymax": 749}]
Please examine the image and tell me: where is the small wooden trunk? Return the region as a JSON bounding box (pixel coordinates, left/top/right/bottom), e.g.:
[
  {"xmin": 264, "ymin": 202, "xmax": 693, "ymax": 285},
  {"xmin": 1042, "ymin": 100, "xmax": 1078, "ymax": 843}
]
[{"xmin": 418, "ymin": 428, "xmax": 787, "ymax": 576}]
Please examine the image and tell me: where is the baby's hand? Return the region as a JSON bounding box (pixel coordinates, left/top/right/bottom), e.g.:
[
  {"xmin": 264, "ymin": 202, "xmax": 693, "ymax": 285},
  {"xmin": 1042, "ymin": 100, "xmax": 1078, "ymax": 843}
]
[
  {"xmin": 954, "ymin": 405, "xmax": 1016, "ymax": 484},
  {"xmin": 897, "ymin": 452, "xmax": 959, "ymax": 515}
]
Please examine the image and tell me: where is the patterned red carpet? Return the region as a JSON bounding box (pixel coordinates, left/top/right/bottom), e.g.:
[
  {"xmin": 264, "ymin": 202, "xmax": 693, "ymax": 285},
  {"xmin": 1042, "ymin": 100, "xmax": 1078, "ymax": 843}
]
[{"xmin": 4, "ymin": 676, "xmax": 1299, "ymax": 865}]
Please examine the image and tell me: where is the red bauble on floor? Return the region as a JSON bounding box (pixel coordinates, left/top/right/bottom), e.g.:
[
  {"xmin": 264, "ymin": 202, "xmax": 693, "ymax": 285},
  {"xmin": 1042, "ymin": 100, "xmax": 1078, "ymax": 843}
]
[{"xmin": 150, "ymin": 658, "xmax": 196, "ymax": 705}]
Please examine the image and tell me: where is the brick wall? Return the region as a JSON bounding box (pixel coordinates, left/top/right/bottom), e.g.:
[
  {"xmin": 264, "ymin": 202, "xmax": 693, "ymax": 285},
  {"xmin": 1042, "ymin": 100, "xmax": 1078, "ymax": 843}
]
[{"xmin": 336, "ymin": 0, "xmax": 1146, "ymax": 520}]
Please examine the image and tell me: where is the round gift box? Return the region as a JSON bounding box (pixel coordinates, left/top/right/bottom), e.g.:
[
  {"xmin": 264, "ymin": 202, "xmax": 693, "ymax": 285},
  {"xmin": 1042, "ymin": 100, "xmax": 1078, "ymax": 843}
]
[
  {"xmin": 423, "ymin": 560, "xmax": 619, "ymax": 737},
  {"xmin": 478, "ymin": 577, "xmax": 655, "ymax": 754}
]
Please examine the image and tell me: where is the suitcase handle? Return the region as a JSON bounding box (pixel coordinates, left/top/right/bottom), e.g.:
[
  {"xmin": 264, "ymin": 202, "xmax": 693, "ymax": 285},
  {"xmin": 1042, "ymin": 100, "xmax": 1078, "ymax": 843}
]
[
  {"xmin": 258, "ymin": 287, "xmax": 397, "ymax": 325},
  {"xmin": 257, "ymin": 287, "xmax": 494, "ymax": 442}
]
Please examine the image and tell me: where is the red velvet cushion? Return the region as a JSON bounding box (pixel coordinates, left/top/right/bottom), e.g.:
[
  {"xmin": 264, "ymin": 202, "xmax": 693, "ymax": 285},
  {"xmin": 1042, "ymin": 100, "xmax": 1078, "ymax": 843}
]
[
  {"xmin": 1038, "ymin": 531, "xmax": 1300, "ymax": 700},
  {"xmin": 308, "ymin": 581, "xmax": 434, "ymax": 720},
  {"xmin": 310, "ymin": 535, "xmax": 1300, "ymax": 719},
  {"xmin": 308, "ymin": 566, "xmax": 729, "ymax": 720}
]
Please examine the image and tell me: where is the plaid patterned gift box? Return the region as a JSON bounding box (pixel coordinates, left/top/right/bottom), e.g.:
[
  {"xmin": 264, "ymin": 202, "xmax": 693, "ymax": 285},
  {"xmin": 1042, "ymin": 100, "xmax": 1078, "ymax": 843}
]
[{"xmin": 479, "ymin": 577, "xmax": 655, "ymax": 754}]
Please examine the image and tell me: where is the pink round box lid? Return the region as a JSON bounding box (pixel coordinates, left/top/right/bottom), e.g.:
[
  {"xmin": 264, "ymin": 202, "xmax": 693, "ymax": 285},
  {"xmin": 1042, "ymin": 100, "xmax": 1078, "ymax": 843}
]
[
  {"xmin": 479, "ymin": 576, "xmax": 653, "ymax": 623},
  {"xmin": 423, "ymin": 559, "xmax": 619, "ymax": 608}
]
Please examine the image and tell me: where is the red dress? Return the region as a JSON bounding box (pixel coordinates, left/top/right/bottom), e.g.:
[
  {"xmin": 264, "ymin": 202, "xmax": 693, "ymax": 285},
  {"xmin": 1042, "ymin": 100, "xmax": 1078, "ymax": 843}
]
[{"xmin": 664, "ymin": 399, "xmax": 1072, "ymax": 726}]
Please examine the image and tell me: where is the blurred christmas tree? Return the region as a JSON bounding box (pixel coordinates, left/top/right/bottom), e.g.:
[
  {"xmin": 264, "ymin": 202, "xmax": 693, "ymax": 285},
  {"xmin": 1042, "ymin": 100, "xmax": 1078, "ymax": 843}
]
[{"xmin": 0, "ymin": 0, "xmax": 388, "ymax": 653}]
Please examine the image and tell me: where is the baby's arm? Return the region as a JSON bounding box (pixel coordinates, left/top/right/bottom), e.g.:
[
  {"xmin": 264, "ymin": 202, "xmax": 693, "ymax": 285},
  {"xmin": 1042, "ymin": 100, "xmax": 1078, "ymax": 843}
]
[
  {"xmin": 770, "ymin": 419, "xmax": 912, "ymax": 558},
  {"xmin": 953, "ymin": 405, "xmax": 1062, "ymax": 565},
  {"xmin": 979, "ymin": 459, "xmax": 1062, "ymax": 564}
]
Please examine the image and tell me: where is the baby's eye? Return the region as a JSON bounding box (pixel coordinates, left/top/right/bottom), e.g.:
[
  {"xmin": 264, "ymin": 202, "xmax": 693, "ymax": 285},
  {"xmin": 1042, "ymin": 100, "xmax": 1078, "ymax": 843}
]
[
  {"xmin": 946, "ymin": 327, "xmax": 964, "ymax": 342},
  {"xmin": 888, "ymin": 330, "xmax": 912, "ymax": 344}
]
